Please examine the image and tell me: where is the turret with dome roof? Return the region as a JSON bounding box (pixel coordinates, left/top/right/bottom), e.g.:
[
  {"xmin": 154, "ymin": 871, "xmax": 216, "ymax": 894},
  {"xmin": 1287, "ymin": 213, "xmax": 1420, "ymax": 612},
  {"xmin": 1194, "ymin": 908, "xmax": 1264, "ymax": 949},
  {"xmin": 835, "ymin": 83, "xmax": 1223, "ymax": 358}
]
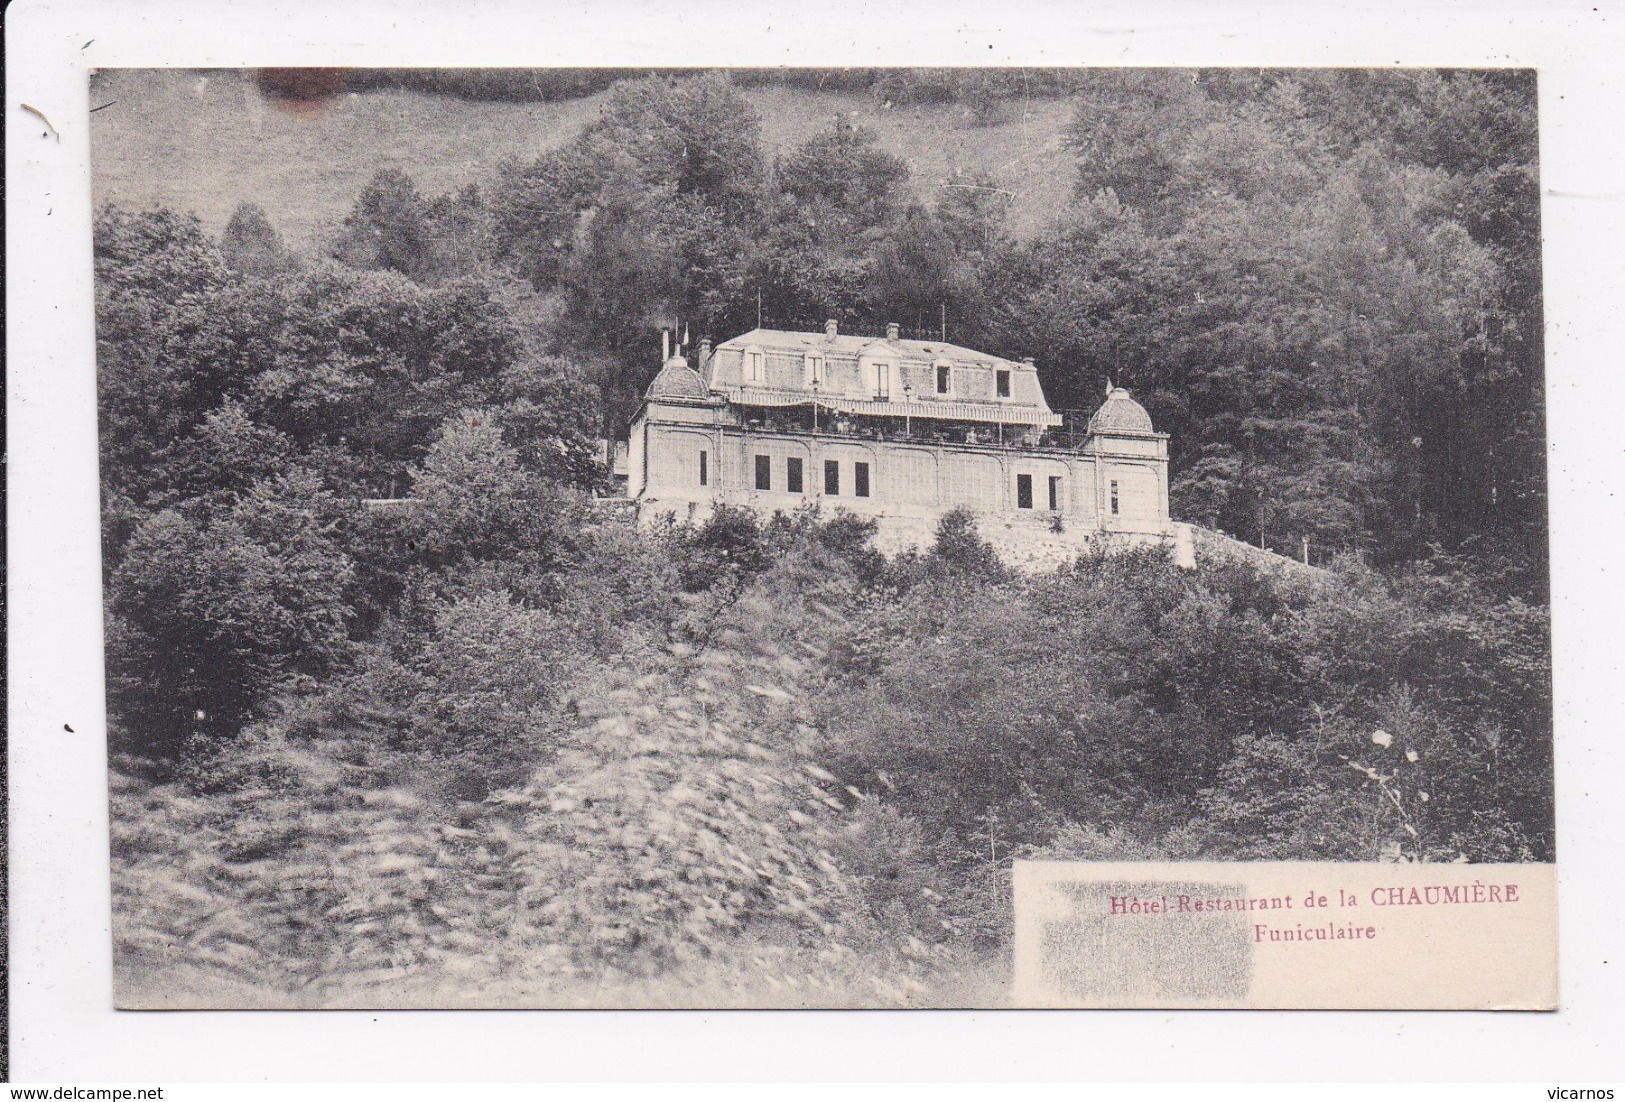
[
  {"xmin": 1089, "ymin": 387, "xmax": 1156, "ymax": 435},
  {"xmin": 644, "ymin": 353, "xmax": 711, "ymax": 402}
]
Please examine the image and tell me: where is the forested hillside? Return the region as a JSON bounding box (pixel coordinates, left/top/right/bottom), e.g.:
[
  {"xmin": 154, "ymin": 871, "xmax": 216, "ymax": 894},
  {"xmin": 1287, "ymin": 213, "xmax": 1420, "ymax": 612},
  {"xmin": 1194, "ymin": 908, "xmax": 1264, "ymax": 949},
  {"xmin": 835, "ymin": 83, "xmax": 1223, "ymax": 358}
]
[
  {"xmin": 88, "ymin": 69, "xmax": 1077, "ymax": 255},
  {"xmin": 97, "ymin": 68, "xmax": 1551, "ymax": 1006}
]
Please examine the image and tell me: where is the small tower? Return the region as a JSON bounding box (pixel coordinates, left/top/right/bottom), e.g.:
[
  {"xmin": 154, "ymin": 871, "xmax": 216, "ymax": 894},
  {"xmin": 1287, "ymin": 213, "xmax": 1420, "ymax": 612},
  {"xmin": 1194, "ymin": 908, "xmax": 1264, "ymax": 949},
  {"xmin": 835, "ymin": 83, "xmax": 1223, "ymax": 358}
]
[
  {"xmin": 626, "ymin": 350, "xmax": 717, "ymax": 501},
  {"xmin": 1085, "ymin": 387, "xmax": 1170, "ymax": 532}
]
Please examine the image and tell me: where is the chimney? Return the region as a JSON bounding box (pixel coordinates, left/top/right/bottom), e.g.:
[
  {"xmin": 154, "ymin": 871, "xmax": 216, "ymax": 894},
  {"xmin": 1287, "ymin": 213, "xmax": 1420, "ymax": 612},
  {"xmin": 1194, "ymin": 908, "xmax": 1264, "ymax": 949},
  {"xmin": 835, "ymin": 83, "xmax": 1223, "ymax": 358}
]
[
  {"xmin": 1022, "ymin": 356, "xmax": 1036, "ymax": 368},
  {"xmin": 825, "ymin": 319, "xmax": 839, "ymax": 340},
  {"xmin": 886, "ymin": 322, "xmax": 900, "ymax": 343}
]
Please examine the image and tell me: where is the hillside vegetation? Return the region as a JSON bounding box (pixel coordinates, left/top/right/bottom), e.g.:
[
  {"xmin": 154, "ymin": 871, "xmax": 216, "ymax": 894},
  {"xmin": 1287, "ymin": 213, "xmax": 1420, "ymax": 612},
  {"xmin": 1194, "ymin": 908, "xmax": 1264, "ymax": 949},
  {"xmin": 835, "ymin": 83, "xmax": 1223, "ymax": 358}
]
[
  {"xmin": 96, "ymin": 68, "xmax": 1551, "ymax": 1006},
  {"xmin": 90, "ymin": 68, "xmax": 1076, "ymax": 250}
]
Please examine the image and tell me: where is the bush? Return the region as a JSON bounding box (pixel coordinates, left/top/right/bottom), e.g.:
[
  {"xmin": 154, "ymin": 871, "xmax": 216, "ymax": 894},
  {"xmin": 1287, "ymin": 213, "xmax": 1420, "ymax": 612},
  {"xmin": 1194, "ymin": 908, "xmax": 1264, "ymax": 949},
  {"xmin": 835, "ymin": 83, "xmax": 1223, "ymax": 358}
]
[{"xmin": 107, "ymin": 470, "xmax": 355, "ymax": 756}]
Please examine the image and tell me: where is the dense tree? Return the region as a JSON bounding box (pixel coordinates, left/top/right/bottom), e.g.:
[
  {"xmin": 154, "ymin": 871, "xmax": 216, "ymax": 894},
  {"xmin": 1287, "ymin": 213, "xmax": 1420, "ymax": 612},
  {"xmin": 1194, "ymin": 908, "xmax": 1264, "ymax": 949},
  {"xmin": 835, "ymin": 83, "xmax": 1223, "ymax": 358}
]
[
  {"xmin": 868, "ymin": 204, "xmax": 969, "ymax": 323},
  {"xmin": 492, "ymin": 354, "xmax": 606, "ymax": 487},
  {"xmin": 935, "ymin": 169, "xmax": 1013, "ymax": 257},
  {"xmin": 220, "ymin": 203, "xmax": 296, "ymax": 277},
  {"xmin": 107, "ymin": 470, "xmax": 356, "ymax": 755},
  {"xmin": 822, "ymin": 530, "xmax": 1552, "ymax": 883},
  {"xmin": 94, "ymin": 206, "xmax": 620, "ymax": 757},
  {"xmin": 330, "ymin": 170, "xmax": 490, "ymax": 284},
  {"xmin": 100, "ymin": 254, "xmax": 527, "ymax": 499},
  {"xmin": 962, "ymin": 70, "xmax": 1530, "ymax": 563},
  {"xmin": 155, "ymin": 399, "xmax": 296, "ymax": 504},
  {"xmin": 778, "ymin": 115, "xmax": 910, "ymax": 235},
  {"xmin": 492, "ymin": 72, "xmax": 766, "ymax": 283},
  {"xmin": 330, "ymin": 168, "xmax": 434, "ymax": 279},
  {"xmin": 95, "ymin": 207, "xmax": 233, "ymax": 516},
  {"xmin": 490, "ymin": 74, "xmax": 771, "ymax": 430}
]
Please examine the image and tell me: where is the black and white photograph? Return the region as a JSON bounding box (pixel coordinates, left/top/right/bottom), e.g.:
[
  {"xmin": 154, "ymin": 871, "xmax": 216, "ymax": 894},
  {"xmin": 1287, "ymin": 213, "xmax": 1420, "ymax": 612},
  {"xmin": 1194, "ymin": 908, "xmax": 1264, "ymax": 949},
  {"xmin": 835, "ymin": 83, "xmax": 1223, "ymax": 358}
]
[{"xmin": 86, "ymin": 63, "xmax": 1557, "ymax": 1010}]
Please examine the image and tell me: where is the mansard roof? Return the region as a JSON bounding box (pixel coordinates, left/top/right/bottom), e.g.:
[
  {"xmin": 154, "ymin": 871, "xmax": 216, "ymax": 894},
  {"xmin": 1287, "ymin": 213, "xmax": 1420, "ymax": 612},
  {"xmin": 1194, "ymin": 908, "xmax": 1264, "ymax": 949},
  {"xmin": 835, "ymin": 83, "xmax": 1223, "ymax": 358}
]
[
  {"xmin": 706, "ymin": 326, "xmax": 1060, "ymax": 427},
  {"xmin": 715, "ymin": 327, "xmax": 1013, "ymax": 365}
]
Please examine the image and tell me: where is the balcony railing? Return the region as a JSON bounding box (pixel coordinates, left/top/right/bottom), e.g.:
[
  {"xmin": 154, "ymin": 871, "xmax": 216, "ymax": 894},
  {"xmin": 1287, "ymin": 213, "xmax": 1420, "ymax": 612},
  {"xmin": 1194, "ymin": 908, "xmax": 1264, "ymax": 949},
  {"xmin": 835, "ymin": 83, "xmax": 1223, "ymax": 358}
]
[{"xmin": 735, "ymin": 415, "xmax": 1104, "ymax": 452}]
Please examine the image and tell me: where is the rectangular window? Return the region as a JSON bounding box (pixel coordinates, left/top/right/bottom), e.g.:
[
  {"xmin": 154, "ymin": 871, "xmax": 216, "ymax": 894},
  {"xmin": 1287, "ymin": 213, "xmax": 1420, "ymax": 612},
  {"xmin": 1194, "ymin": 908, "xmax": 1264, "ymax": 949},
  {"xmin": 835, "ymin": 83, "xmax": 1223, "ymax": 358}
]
[
  {"xmin": 996, "ymin": 369, "xmax": 1011, "ymax": 398},
  {"xmin": 855, "ymin": 462, "xmax": 870, "ymax": 498},
  {"xmin": 1017, "ymin": 473, "xmax": 1033, "ymax": 510},
  {"xmin": 699, "ymin": 451, "xmax": 708, "ymax": 487},
  {"xmin": 936, "ymin": 364, "xmax": 951, "ymax": 394},
  {"xmin": 824, "ymin": 460, "xmax": 840, "ymax": 496},
  {"xmin": 755, "ymin": 454, "xmax": 771, "ymax": 491},
  {"xmin": 1110, "ymin": 479, "xmax": 1120, "ymax": 515},
  {"xmin": 875, "ymin": 363, "xmax": 891, "ymax": 400},
  {"xmin": 786, "ymin": 457, "xmax": 804, "ymax": 494},
  {"xmin": 1048, "ymin": 475, "xmax": 1061, "ymax": 511}
]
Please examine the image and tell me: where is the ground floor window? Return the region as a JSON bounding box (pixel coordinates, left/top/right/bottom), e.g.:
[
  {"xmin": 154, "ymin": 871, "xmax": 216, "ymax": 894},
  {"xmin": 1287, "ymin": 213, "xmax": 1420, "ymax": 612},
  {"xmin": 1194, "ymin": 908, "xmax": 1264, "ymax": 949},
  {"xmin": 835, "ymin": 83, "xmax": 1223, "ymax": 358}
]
[
  {"xmin": 1048, "ymin": 475, "xmax": 1061, "ymax": 511},
  {"xmin": 787, "ymin": 456, "xmax": 804, "ymax": 493},
  {"xmin": 699, "ymin": 451, "xmax": 708, "ymax": 486},
  {"xmin": 825, "ymin": 460, "xmax": 840, "ymax": 496},
  {"xmin": 755, "ymin": 454, "xmax": 771, "ymax": 491},
  {"xmin": 1017, "ymin": 473, "xmax": 1033, "ymax": 509},
  {"xmin": 1110, "ymin": 479, "xmax": 1120, "ymax": 515},
  {"xmin": 855, "ymin": 461, "xmax": 870, "ymax": 498}
]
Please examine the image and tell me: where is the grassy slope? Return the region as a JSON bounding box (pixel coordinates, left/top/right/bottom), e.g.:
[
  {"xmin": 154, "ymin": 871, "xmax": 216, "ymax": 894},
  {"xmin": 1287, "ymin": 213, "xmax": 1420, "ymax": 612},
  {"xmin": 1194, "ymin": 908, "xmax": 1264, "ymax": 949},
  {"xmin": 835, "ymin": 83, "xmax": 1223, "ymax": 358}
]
[{"xmin": 89, "ymin": 68, "xmax": 1077, "ymax": 251}]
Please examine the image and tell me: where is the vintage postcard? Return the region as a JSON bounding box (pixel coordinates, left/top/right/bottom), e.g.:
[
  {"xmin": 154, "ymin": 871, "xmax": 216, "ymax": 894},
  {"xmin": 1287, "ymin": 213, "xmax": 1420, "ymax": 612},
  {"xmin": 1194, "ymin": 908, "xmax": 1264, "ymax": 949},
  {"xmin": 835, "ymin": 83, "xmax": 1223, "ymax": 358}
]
[{"xmin": 90, "ymin": 66, "xmax": 1554, "ymax": 1009}]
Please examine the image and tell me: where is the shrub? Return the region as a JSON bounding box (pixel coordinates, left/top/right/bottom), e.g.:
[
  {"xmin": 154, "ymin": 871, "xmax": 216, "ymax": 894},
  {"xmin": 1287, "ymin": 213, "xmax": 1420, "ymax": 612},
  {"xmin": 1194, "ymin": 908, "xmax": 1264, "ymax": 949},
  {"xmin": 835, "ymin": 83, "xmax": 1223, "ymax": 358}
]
[{"xmin": 107, "ymin": 470, "xmax": 355, "ymax": 756}]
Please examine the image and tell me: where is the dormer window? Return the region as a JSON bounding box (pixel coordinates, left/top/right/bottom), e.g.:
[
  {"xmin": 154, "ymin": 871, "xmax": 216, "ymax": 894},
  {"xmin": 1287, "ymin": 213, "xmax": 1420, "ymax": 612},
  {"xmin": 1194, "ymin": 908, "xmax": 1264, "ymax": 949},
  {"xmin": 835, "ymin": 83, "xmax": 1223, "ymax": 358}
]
[
  {"xmin": 804, "ymin": 351, "xmax": 825, "ymax": 388},
  {"xmin": 858, "ymin": 349, "xmax": 892, "ymax": 400},
  {"xmin": 935, "ymin": 360, "xmax": 953, "ymax": 396},
  {"xmin": 744, "ymin": 345, "xmax": 765, "ymax": 384},
  {"xmin": 996, "ymin": 369, "xmax": 1012, "ymax": 398}
]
